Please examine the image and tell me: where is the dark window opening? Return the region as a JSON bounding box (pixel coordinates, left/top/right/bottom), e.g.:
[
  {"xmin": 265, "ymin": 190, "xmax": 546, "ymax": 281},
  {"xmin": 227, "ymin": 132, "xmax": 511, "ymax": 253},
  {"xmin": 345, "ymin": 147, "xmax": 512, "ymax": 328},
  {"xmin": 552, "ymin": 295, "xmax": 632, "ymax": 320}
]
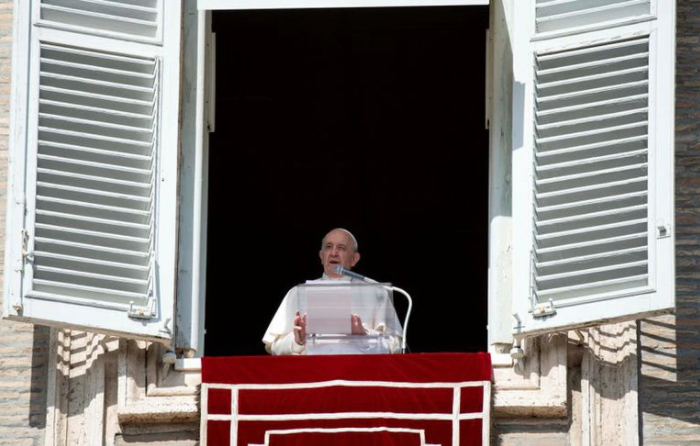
[{"xmin": 205, "ymin": 6, "xmax": 490, "ymax": 356}]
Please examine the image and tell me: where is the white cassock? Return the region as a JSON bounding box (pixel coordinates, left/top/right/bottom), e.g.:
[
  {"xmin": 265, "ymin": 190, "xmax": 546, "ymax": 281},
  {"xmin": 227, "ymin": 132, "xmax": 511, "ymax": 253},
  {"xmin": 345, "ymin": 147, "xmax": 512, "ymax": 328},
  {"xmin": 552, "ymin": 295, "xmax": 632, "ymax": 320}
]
[{"xmin": 263, "ymin": 275, "xmax": 403, "ymax": 355}]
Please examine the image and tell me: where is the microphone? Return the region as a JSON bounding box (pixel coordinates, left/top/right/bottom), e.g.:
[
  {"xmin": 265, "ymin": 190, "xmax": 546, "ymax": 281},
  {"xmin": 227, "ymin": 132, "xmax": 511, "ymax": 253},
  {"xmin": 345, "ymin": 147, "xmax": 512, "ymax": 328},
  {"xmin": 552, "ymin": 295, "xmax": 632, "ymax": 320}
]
[
  {"xmin": 333, "ymin": 265, "xmax": 412, "ymax": 354},
  {"xmin": 333, "ymin": 265, "xmax": 377, "ymax": 283}
]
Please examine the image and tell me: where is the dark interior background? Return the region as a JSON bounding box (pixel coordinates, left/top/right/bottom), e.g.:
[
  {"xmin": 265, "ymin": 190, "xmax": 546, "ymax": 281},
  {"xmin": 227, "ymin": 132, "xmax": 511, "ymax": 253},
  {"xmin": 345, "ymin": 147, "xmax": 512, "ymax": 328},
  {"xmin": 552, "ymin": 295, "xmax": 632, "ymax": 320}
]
[{"xmin": 205, "ymin": 6, "xmax": 490, "ymax": 356}]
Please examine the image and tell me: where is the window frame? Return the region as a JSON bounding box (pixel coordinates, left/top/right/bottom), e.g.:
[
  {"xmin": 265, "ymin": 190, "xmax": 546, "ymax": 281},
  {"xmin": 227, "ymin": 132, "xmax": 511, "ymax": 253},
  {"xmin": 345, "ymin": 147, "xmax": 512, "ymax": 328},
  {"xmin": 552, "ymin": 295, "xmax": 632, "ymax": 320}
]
[{"xmin": 197, "ymin": 0, "xmax": 489, "ymax": 10}]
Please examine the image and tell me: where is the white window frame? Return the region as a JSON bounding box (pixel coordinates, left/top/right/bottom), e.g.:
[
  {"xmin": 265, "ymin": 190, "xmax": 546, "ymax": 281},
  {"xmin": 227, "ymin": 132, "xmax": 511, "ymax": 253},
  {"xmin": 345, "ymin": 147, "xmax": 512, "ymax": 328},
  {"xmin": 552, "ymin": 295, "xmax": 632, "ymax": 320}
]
[
  {"xmin": 198, "ymin": 0, "xmax": 488, "ymax": 10},
  {"xmin": 179, "ymin": 0, "xmax": 492, "ymax": 356}
]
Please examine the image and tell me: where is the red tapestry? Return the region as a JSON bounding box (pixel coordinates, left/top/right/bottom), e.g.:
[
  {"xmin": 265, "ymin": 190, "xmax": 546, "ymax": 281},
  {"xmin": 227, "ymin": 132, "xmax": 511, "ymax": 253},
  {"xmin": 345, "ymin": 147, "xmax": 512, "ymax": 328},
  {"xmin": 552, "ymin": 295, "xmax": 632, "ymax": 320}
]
[{"xmin": 201, "ymin": 352, "xmax": 492, "ymax": 446}]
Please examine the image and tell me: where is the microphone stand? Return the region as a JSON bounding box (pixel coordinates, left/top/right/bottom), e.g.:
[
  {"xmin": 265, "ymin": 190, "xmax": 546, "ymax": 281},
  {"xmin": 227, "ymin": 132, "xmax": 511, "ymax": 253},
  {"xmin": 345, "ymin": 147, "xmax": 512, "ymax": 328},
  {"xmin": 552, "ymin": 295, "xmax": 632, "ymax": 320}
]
[{"xmin": 389, "ymin": 285, "xmax": 412, "ymax": 354}]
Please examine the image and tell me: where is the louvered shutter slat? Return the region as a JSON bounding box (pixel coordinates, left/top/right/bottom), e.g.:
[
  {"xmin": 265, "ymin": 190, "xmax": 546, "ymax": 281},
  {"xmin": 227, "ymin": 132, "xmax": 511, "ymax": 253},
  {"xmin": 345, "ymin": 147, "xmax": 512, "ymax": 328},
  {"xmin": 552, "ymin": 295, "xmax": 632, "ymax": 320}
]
[
  {"xmin": 536, "ymin": 275, "xmax": 649, "ymax": 301},
  {"xmin": 35, "ymin": 223, "xmax": 150, "ymax": 253},
  {"xmin": 37, "ymin": 250, "xmax": 148, "ymax": 271},
  {"xmin": 41, "ymin": 0, "xmax": 160, "ymax": 40},
  {"xmin": 34, "ymin": 236, "xmax": 149, "ymax": 261},
  {"xmin": 41, "ymin": 89, "xmax": 153, "ymax": 119},
  {"xmin": 38, "ymin": 129, "xmax": 153, "ymax": 156},
  {"xmin": 38, "ymin": 154, "xmax": 152, "ymax": 179},
  {"xmin": 35, "ymin": 252, "xmax": 148, "ymax": 282},
  {"xmin": 36, "ymin": 209, "xmax": 149, "ymax": 235},
  {"xmin": 37, "ymin": 197, "xmax": 151, "ymax": 225},
  {"xmin": 39, "ymin": 102, "xmax": 153, "ymax": 130},
  {"xmin": 536, "ymin": 0, "xmax": 651, "ymax": 34},
  {"xmin": 536, "ymin": 178, "xmax": 648, "ymax": 207},
  {"xmin": 537, "ymin": 138, "xmax": 648, "ymax": 165},
  {"xmin": 536, "ymin": 190, "xmax": 647, "ymax": 216},
  {"xmin": 537, "ymin": 149, "xmax": 647, "ymax": 173},
  {"xmin": 536, "ymin": 232, "xmax": 646, "ymax": 256},
  {"xmin": 537, "ymin": 219, "xmax": 647, "ymax": 247},
  {"xmin": 537, "ymin": 163, "xmax": 647, "ymax": 188},
  {"xmin": 41, "ymin": 74, "xmax": 155, "ymax": 102},
  {"xmin": 538, "ymin": 206, "xmax": 647, "ymax": 234},
  {"xmin": 35, "ymin": 265, "xmax": 148, "ymax": 290},
  {"xmin": 37, "ymin": 169, "xmax": 151, "ymax": 197},
  {"xmin": 31, "ymin": 282, "xmax": 147, "ymax": 302},
  {"xmin": 537, "ymin": 245, "xmax": 646, "ymax": 267},
  {"xmin": 38, "ymin": 156, "xmax": 150, "ymax": 188},
  {"xmin": 38, "ymin": 144, "xmax": 152, "ymax": 171},
  {"xmin": 39, "ymin": 116, "xmax": 154, "ymax": 144},
  {"xmin": 38, "ymin": 182, "xmax": 150, "ymax": 210}
]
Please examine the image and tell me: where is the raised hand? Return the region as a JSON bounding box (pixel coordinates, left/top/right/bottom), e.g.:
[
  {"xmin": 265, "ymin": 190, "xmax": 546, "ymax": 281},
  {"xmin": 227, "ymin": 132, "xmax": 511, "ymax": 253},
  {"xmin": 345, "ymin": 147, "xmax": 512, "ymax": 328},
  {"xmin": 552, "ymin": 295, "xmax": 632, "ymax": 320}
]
[
  {"xmin": 351, "ymin": 313, "xmax": 368, "ymax": 335},
  {"xmin": 293, "ymin": 310, "xmax": 307, "ymax": 345}
]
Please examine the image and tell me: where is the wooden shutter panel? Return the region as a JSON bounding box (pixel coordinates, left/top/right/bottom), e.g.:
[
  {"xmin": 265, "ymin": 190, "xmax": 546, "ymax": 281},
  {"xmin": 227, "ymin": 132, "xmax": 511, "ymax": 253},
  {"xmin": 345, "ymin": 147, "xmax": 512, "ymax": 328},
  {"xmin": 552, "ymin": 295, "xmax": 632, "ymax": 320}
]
[
  {"xmin": 512, "ymin": 0, "xmax": 675, "ymax": 336},
  {"xmin": 33, "ymin": 43, "xmax": 158, "ymax": 304},
  {"xmin": 533, "ymin": 37, "xmax": 651, "ymax": 302},
  {"xmin": 4, "ymin": 0, "xmax": 181, "ymax": 341}
]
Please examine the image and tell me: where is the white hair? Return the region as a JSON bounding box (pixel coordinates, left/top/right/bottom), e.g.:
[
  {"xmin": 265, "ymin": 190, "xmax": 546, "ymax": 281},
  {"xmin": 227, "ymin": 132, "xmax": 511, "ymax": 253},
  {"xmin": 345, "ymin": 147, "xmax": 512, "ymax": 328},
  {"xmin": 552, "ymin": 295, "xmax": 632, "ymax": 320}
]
[{"xmin": 322, "ymin": 228, "xmax": 359, "ymax": 252}]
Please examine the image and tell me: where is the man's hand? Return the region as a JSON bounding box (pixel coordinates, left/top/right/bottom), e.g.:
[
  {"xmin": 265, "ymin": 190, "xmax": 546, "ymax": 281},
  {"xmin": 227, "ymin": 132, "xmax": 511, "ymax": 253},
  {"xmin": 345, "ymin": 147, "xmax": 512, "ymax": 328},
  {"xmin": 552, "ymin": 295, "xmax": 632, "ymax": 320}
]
[
  {"xmin": 293, "ymin": 310, "xmax": 307, "ymax": 345},
  {"xmin": 351, "ymin": 313, "xmax": 368, "ymax": 335}
]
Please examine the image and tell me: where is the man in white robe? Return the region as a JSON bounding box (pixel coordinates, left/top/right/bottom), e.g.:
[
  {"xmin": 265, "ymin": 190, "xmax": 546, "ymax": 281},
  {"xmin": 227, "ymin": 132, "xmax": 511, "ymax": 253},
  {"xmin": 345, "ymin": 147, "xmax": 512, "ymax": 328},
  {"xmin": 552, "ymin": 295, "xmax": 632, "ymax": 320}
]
[{"xmin": 263, "ymin": 228, "xmax": 402, "ymax": 355}]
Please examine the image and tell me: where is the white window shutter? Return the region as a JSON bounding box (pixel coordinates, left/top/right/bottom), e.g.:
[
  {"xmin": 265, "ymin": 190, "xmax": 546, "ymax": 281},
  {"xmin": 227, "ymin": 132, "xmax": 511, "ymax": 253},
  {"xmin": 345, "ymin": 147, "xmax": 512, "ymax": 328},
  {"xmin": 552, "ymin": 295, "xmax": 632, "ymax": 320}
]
[
  {"xmin": 4, "ymin": 0, "xmax": 181, "ymax": 342},
  {"xmin": 512, "ymin": 0, "xmax": 675, "ymax": 337}
]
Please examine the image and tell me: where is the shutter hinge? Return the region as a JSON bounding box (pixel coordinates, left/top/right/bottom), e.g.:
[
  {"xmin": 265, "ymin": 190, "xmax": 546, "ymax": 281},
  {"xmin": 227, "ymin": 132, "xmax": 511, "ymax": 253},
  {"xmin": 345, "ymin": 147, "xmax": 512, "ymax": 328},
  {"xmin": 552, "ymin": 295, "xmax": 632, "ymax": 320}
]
[
  {"xmin": 128, "ymin": 296, "xmax": 156, "ymax": 320},
  {"xmin": 21, "ymin": 228, "xmax": 33, "ymax": 261},
  {"xmin": 531, "ymin": 298, "xmax": 557, "ymax": 318},
  {"xmin": 529, "ymin": 250, "xmax": 557, "ymax": 318}
]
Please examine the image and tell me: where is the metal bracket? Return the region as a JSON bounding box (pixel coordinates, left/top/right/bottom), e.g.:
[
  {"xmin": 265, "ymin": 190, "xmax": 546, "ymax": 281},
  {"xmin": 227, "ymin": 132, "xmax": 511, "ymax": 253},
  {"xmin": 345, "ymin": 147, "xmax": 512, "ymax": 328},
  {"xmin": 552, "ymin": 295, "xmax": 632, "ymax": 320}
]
[
  {"xmin": 128, "ymin": 297, "xmax": 156, "ymax": 320},
  {"xmin": 532, "ymin": 299, "xmax": 556, "ymax": 318},
  {"xmin": 657, "ymin": 220, "xmax": 671, "ymax": 239},
  {"xmin": 21, "ymin": 228, "xmax": 33, "ymax": 261}
]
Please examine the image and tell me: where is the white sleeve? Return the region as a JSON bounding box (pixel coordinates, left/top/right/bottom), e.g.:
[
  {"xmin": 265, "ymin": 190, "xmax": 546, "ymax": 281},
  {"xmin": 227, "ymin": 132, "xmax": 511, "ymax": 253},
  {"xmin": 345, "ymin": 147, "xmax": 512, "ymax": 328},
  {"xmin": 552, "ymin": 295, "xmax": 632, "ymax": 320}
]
[
  {"xmin": 262, "ymin": 287, "xmax": 307, "ymax": 355},
  {"xmin": 266, "ymin": 331, "xmax": 306, "ymax": 355}
]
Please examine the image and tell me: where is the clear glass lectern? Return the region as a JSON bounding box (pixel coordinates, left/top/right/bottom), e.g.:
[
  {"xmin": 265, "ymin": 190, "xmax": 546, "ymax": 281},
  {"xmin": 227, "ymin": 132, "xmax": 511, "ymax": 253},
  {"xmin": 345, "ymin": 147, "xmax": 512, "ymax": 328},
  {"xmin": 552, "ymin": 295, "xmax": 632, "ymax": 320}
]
[{"xmin": 296, "ymin": 282, "xmax": 404, "ymax": 355}]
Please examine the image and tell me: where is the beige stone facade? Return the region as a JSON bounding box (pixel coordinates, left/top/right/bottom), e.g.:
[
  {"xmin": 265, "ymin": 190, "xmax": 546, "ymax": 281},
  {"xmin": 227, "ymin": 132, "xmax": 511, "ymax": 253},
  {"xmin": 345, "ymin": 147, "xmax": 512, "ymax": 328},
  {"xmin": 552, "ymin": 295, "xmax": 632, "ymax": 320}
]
[{"xmin": 0, "ymin": 1, "xmax": 50, "ymax": 445}]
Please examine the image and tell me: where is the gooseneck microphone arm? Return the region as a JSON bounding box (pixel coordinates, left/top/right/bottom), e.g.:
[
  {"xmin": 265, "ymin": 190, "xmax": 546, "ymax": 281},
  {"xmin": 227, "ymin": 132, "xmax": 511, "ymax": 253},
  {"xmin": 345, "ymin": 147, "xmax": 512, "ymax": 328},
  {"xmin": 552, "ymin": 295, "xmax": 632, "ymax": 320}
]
[
  {"xmin": 333, "ymin": 265, "xmax": 412, "ymax": 354},
  {"xmin": 388, "ymin": 286, "xmax": 411, "ymax": 354}
]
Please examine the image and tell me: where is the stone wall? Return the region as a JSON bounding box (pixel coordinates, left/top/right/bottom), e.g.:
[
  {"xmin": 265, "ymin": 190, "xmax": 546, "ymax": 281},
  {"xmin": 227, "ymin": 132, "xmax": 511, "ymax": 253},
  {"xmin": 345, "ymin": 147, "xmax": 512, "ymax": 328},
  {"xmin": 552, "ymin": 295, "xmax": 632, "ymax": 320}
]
[
  {"xmin": 639, "ymin": 1, "xmax": 700, "ymax": 444},
  {"xmin": 0, "ymin": 1, "xmax": 50, "ymax": 445}
]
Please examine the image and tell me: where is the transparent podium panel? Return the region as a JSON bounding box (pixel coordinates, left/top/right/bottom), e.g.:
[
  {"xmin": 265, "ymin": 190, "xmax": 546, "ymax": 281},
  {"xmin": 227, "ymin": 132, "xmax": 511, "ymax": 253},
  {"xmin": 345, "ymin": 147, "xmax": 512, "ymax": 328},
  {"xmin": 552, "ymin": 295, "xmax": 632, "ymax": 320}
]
[
  {"xmin": 297, "ymin": 282, "xmax": 403, "ymax": 355},
  {"xmin": 306, "ymin": 334, "xmax": 397, "ymax": 355}
]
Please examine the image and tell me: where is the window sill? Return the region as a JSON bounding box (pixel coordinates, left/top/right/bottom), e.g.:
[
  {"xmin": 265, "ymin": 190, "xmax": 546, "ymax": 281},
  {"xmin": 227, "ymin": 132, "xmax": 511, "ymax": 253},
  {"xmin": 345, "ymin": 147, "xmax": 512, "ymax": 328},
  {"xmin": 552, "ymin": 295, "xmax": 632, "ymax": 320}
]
[{"xmin": 175, "ymin": 357, "xmax": 202, "ymax": 372}]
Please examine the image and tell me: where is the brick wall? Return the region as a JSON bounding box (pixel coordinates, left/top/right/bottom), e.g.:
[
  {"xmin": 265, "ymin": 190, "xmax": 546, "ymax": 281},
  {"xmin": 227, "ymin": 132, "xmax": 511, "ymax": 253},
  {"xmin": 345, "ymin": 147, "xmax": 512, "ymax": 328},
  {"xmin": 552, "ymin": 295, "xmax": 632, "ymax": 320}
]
[
  {"xmin": 0, "ymin": 2, "xmax": 50, "ymax": 445},
  {"xmin": 639, "ymin": 1, "xmax": 700, "ymax": 445}
]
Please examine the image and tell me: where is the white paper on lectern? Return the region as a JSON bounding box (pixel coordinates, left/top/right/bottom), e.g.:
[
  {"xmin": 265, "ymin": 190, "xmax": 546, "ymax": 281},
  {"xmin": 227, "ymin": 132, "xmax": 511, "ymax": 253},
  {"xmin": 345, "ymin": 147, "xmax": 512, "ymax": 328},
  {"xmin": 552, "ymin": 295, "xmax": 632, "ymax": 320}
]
[
  {"xmin": 297, "ymin": 280, "xmax": 402, "ymax": 338},
  {"xmin": 303, "ymin": 283, "xmax": 353, "ymax": 334}
]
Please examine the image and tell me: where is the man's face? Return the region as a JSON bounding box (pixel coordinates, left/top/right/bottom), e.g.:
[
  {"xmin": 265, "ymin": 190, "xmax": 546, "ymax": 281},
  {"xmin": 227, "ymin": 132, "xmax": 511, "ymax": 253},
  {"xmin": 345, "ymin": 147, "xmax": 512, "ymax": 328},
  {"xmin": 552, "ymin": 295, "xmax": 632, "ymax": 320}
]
[{"xmin": 319, "ymin": 230, "xmax": 360, "ymax": 278}]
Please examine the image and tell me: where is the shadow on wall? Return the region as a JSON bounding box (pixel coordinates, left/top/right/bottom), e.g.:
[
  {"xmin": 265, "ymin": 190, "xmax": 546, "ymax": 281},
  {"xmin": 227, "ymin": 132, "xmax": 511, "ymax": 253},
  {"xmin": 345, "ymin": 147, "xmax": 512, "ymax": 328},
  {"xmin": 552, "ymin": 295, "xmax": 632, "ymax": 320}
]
[
  {"xmin": 30, "ymin": 325, "xmax": 50, "ymax": 429},
  {"xmin": 636, "ymin": 0, "xmax": 700, "ymax": 438},
  {"xmin": 639, "ymin": 315, "xmax": 700, "ymax": 437},
  {"xmin": 570, "ymin": 322, "xmax": 640, "ymax": 445}
]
